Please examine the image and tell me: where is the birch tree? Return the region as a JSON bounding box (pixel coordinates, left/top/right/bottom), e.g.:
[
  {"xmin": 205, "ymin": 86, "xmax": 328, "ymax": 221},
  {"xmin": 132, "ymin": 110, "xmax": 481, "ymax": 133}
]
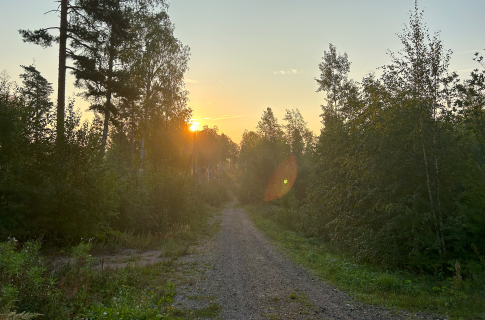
[{"xmin": 380, "ymin": 2, "xmax": 456, "ymax": 255}]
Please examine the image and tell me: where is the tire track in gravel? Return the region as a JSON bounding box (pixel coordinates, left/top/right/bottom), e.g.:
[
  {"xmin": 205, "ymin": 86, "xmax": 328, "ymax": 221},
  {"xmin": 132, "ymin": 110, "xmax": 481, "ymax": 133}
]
[{"xmin": 174, "ymin": 200, "xmax": 435, "ymax": 320}]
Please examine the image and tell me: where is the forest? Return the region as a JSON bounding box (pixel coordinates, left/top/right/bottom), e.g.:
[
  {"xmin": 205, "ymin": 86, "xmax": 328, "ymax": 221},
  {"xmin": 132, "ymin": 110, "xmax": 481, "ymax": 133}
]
[
  {"xmin": 237, "ymin": 4, "xmax": 485, "ymax": 317},
  {"xmin": 1, "ymin": 0, "xmax": 484, "ymax": 319},
  {"xmin": 241, "ymin": 7, "xmax": 485, "ymax": 273},
  {"xmin": 1, "ymin": 0, "xmax": 239, "ymax": 243}
]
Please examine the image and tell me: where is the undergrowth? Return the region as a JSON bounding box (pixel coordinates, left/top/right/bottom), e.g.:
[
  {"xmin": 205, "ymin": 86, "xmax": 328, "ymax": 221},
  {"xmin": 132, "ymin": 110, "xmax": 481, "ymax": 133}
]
[
  {"xmin": 245, "ymin": 204, "xmax": 485, "ymax": 320},
  {"xmin": 0, "ymin": 205, "xmax": 221, "ymax": 320}
]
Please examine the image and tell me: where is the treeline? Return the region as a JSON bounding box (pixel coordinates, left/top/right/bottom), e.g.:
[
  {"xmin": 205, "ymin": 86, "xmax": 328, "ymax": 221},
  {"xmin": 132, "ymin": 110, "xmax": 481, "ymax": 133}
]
[
  {"xmin": 0, "ymin": 0, "xmax": 236, "ymax": 245},
  {"xmin": 191, "ymin": 125, "xmax": 239, "ymax": 205},
  {"xmin": 238, "ymin": 107, "xmax": 315, "ymax": 206},
  {"xmin": 239, "ymin": 5, "xmax": 485, "ymax": 276}
]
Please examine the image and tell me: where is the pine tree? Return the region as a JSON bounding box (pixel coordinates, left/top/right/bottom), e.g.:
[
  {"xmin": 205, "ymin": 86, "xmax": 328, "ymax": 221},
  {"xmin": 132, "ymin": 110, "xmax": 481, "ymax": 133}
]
[
  {"xmin": 19, "ymin": 65, "xmax": 54, "ymax": 142},
  {"xmin": 69, "ymin": 0, "xmax": 135, "ymax": 154},
  {"xmin": 19, "ymin": 0, "xmax": 69, "ymax": 144}
]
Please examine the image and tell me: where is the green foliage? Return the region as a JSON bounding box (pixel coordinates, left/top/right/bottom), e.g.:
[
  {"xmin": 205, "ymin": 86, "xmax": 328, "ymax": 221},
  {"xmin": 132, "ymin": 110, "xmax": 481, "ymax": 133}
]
[
  {"xmin": 100, "ymin": 229, "xmax": 162, "ymax": 251},
  {"xmin": 247, "ymin": 204, "xmax": 485, "ymax": 319},
  {"xmin": 191, "ymin": 125, "xmax": 238, "ymax": 198},
  {"xmin": 238, "ymin": 107, "xmax": 313, "ymax": 205},
  {"xmin": 115, "ymin": 170, "xmax": 191, "ymax": 233},
  {"xmin": 6, "ymin": 2, "xmax": 226, "ymax": 319},
  {"xmin": 197, "ymin": 180, "xmax": 231, "ymax": 207},
  {"xmin": 5, "ymin": 0, "xmax": 211, "ymax": 245},
  {"xmin": 0, "ymin": 233, "xmax": 206, "ymax": 319},
  {"xmin": 0, "ymin": 239, "xmax": 54, "ymax": 318},
  {"xmin": 0, "ymin": 81, "xmax": 117, "ymax": 242},
  {"xmin": 190, "ymin": 303, "xmax": 221, "ymax": 318},
  {"xmin": 1, "ymin": 50, "xmax": 220, "ymax": 244},
  {"xmin": 83, "ymin": 283, "xmax": 176, "ymax": 319},
  {"xmin": 71, "ymin": 242, "xmax": 95, "ymax": 266},
  {"xmin": 375, "ymin": 274, "xmax": 402, "ymax": 292},
  {"xmin": 298, "ymin": 3, "xmax": 485, "ymax": 277}
]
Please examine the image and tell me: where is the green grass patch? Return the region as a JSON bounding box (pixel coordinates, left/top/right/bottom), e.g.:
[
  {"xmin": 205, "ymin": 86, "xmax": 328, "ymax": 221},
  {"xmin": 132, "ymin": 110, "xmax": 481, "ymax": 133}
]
[{"xmin": 244, "ymin": 204, "xmax": 485, "ymax": 320}]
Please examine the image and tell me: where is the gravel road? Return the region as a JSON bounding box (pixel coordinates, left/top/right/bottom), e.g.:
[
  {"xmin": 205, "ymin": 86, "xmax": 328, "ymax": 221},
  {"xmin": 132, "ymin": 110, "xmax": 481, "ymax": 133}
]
[{"xmin": 173, "ymin": 200, "xmax": 435, "ymax": 320}]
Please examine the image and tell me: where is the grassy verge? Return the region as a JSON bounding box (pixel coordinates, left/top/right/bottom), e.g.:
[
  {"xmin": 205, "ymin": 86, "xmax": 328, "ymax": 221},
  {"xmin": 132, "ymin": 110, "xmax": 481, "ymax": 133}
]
[
  {"xmin": 244, "ymin": 204, "xmax": 485, "ymax": 320},
  {"xmin": 0, "ymin": 206, "xmax": 222, "ymax": 320}
]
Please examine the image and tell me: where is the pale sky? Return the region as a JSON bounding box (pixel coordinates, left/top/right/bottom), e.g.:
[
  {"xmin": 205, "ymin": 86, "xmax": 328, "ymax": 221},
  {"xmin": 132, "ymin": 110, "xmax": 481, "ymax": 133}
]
[{"xmin": 1, "ymin": 0, "xmax": 484, "ymax": 143}]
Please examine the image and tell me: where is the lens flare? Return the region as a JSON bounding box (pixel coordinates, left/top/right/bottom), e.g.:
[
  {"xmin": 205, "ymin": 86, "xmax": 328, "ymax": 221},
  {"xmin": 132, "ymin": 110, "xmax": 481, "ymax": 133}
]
[{"xmin": 264, "ymin": 154, "xmax": 297, "ymax": 201}]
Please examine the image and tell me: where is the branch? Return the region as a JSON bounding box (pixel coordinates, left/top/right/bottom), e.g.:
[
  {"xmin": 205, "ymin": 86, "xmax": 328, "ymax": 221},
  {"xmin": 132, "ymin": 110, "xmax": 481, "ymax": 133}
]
[
  {"xmin": 66, "ymin": 66, "xmax": 81, "ymax": 73},
  {"xmin": 44, "ymin": 9, "xmax": 59, "ymax": 15},
  {"xmin": 19, "ymin": 28, "xmax": 55, "ymax": 48}
]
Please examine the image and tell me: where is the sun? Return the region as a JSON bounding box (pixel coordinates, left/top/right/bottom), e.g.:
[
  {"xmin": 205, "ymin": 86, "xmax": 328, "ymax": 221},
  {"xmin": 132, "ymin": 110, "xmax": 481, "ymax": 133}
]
[{"xmin": 190, "ymin": 123, "xmax": 198, "ymax": 132}]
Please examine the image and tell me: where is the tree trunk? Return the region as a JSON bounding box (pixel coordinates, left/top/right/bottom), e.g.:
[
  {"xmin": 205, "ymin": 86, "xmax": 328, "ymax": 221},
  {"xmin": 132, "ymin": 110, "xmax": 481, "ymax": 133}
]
[
  {"xmin": 101, "ymin": 93, "xmax": 111, "ymax": 154},
  {"xmin": 101, "ymin": 107, "xmax": 110, "ymax": 153},
  {"xmin": 433, "ymin": 72, "xmax": 446, "ymax": 254},
  {"xmin": 434, "ymin": 154, "xmax": 446, "ymax": 253},
  {"xmin": 193, "ymin": 132, "xmax": 196, "ymax": 187},
  {"xmin": 420, "ymin": 112, "xmax": 442, "ymax": 256},
  {"xmin": 131, "ymin": 101, "xmax": 136, "ymax": 178},
  {"xmin": 131, "ymin": 102, "xmax": 135, "ymax": 160},
  {"xmin": 139, "ymin": 82, "xmax": 151, "ymax": 175},
  {"xmin": 139, "ymin": 136, "xmax": 145, "ymax": 176},
  {"xmin": 56, "ymin": 0, "xmax": 68, "ymax": 145},
  {"xmin": 101, "ymin": 43, "xmax": 114, "ymax": 154},
  {"xmin": 118, "ymin": 122, "xmax": 122, "ymax": 169},
  {"xmin": 221, "ymin": 160, "xmax": 224, "ymax": 182}
]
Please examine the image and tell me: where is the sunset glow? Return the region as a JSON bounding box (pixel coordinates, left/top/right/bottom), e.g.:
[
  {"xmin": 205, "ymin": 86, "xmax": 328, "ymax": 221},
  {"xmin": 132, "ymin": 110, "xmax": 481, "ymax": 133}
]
[{"xmin": 189, "ymin": 122, "xmax": 198, "ymax": 132}]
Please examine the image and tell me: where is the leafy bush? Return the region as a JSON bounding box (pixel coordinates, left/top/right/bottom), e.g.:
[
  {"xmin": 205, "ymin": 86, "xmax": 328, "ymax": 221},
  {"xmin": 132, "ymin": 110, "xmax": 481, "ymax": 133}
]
[{"xmin": 0, "ymin": 239, "xmax": 55, "ymax": 318}]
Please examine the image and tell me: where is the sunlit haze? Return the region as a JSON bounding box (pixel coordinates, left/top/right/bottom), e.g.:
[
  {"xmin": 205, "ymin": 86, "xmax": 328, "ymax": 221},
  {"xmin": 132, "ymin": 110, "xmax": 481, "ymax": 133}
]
[
  {"xmin": 1, "ymin": 0, "xmax": 484, "ymax": 143},
  {"xmin": 189, "ymin": 122, "xmax": 198, "ymax": 132}
]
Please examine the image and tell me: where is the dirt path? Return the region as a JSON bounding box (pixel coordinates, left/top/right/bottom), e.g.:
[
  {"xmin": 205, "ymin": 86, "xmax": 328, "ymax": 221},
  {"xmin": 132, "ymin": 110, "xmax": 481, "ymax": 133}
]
[{"xmin": 173, "ymin": 200, "xmax": 429, "ymax": 320}]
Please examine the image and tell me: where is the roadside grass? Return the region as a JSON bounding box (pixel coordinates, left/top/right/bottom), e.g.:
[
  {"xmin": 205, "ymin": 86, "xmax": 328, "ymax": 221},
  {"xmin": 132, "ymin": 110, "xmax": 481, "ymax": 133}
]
[
  {"xmin": 0, "ymin": 206, "xmax": 222, "ymax": 320},
  {"xmin": 244, "ymin": 204, "xmax": 485, "ymax": 320}
]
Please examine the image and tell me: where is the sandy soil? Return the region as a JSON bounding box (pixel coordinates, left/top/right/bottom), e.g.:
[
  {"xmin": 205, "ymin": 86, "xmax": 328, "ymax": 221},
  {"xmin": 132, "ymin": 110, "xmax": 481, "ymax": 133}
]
[{"xmin": 171, "ymin": 200, "xmax": 442, "ymax": 320}]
